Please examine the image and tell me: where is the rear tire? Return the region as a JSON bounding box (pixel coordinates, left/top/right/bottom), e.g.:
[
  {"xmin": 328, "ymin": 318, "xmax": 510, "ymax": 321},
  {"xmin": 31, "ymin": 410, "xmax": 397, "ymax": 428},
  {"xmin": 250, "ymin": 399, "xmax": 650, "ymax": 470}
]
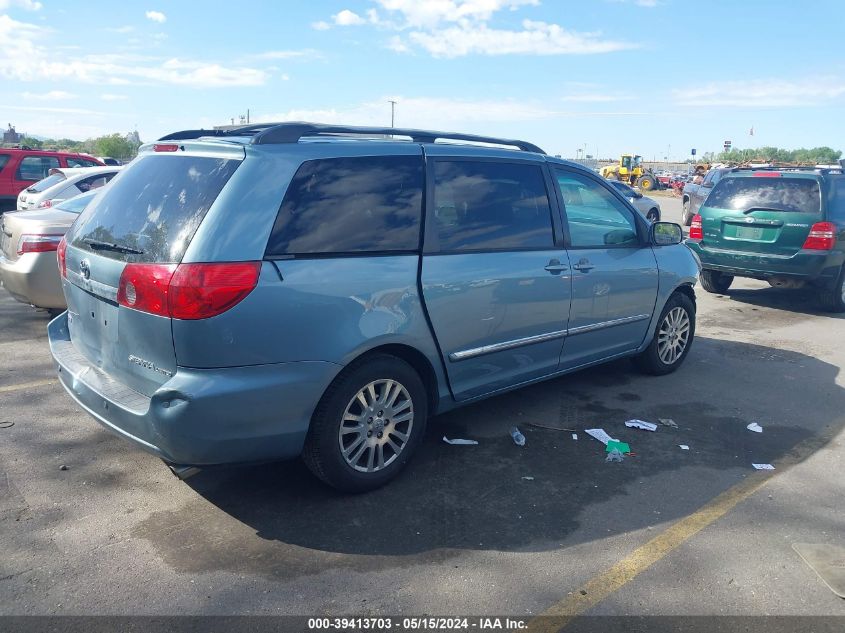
[
  {"xmin": 634, "ymin": 292, "xmax": 696, "ymax": 376},
  {"xmin": 816, "ymin": 266, "xmax": 845, "ymax": 313},
  {"xmin": 303, "ymin": 354, "xmax": 428, "ymax": 492},
  {"xmin": 638, "ymin": 176, "xmax": 655, "ymax": 191},
  {"xmin": 700, "ymin": 269, "xmax": 734, "ymax": 294},
  {"xmin": 682, "ymin": 199, "xmax": 692, "ymax": 225},
  {"xmin": 646, "ymin": 208, "xmax": 660, "ymax": 222}
]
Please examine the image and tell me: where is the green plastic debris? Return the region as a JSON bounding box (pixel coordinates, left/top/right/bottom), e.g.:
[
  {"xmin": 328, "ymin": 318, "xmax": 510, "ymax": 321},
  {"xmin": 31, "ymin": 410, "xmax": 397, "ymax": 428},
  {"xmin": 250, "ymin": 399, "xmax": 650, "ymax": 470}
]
[{"xmin": 606, "ymin": 440, "xmax": 631, "ymax": 454}]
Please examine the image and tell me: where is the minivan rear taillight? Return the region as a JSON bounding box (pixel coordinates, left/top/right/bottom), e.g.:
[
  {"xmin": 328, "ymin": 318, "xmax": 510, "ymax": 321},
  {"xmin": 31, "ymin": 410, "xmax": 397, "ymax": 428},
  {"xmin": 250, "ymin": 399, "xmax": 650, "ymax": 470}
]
[
  {"xmin": 689, "ymin": 214, "xmax": 703, "ymax": 240},
  {"xmin": 57, "ymin": 236, "xmax": 67, "ymax": 277},
  {"xmin": 18, "ymin": 233, "xmax": 63, "ymax": 255},
  {"xmin": 802, "ymin": 222, "xmax": 837, "ymax": 251},
  {"xmin": 117, "ymin": 261, "xmax": 261, "ymax": 320}
]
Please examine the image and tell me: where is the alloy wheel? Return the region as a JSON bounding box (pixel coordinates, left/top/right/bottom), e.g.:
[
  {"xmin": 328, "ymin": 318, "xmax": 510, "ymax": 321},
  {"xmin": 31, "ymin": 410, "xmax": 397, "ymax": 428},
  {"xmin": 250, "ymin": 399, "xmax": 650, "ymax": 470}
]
[
  {"xmin": 338, "ymin": 379, "xmax": 414, "ymax": 473},
  {"xmin": 657, "ymin": 307, "xmax": 691, "ymax": 365}
]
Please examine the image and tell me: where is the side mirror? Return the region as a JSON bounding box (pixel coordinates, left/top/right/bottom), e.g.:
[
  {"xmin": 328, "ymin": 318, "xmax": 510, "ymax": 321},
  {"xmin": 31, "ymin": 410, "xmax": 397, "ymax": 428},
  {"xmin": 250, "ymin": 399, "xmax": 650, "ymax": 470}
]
[
  {"xmin": 651, "ymin": 222, "xmax": 683, "ymax": 246},
  {"xmin": 634, "ymin": 191, "xmax": 643, "ymax": 199},
  {"xmin": 702, "ymin": 180, "xmax": 714, "ymax": 188}
]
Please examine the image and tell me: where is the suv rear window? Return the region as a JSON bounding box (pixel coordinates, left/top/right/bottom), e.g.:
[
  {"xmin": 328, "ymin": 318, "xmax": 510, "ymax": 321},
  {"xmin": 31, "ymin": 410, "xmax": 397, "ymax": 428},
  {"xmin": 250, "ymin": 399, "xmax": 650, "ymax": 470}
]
[
  {"xmin": 28, "ymin": 172, "xmax": 66, "ymax": 193},
  {"xmin": 707, "ymin": 176, "xmax": 821, "ymax": 215},
  {"xmin": 265, "ymin": 155, "xmax": 423, "ymax": 256},
  {"xmin": 70, "ymin": 154, "xmax": 241, "ymax": 263}
]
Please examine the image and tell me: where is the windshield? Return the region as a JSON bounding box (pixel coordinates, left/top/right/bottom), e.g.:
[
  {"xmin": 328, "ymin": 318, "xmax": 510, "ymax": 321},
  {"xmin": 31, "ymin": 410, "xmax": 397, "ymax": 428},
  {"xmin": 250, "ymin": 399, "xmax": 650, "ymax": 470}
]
[
  {"xmin": 70, "ymin": 154, "xmax": 241, "ymax": 262},
  {"xmin": 706, "ymin": 177, "xmax": 821, "ymax": 214},
  {"xmin": 54, "ymin": 190, "xmax": 98, "ymax": 214},
  {"xmin": 28, "ymin": 172, "xmax": 66, "ymax": 193}
]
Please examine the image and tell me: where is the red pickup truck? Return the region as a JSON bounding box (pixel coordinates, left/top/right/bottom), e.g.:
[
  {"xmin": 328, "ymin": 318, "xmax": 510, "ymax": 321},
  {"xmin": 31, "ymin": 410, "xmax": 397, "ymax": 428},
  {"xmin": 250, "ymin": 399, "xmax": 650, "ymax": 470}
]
[{"xmin": 0, "ymin": 148, "xmax": 104, "ymax": 213}]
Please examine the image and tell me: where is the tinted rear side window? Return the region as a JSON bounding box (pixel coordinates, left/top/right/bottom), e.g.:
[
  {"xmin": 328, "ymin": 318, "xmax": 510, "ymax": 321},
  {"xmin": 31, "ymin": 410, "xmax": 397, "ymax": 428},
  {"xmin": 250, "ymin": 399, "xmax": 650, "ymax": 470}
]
[
  {"xmin": 706, "ymin": 177, "xmax": 821, "ymax": 214},
  {"xmin": 266, "ymin": 156, "xmax": 423, "ymax": 256},
  {"xmin": 430, "ymin": 161, "xmax": 553, "ymax": 251},
  {"xmin": 0, "ymin": 154, "xmax": 9, "ymax": 172},
  {"xmin": 17, "ymin": 156, "xmax": 60, "ymax": 181},
  {"xmin": 830, "ymin": 176, "xmax": 845, "ymax": 222},
  {"xmin": 71, "ymin": 155, "xmax": 240, "ymax": 263}
]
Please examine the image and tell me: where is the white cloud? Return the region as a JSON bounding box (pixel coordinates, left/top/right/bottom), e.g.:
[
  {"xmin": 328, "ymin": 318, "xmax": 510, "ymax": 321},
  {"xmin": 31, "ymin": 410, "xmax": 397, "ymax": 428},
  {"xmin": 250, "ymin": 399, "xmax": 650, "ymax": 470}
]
[
  {"xmin": 0, "ymin": 15, "xmax": 269, "ymax": 88},
  {"xmin": 250, "ymin": 49, "xmax": 318, "ymax": 60},
  {"xmin": 145, "ymin": 10, "xmax": 166, "ymax": 23},
  {"xmin": 333, "ymin": 9, "xmax": 366, "ymax": 26},
  {"xmin": 673, "ymin": 78, "xmax": 845, "ymax": 107},
  {"xmin": 405, "ymin": 20, "xmax": 636, "ymax": 57},
  {"xmin": 106, "ymin": 25, "xmax": 134, "ymax": 34},
  {"xmin": 21, "ymin": 90, "xmax": 76, "ymax": 100},
  {"xmin": 315, "ymin": 1, "xmax": 636, "ymax": 57},
  {"xmin": 311, "ymin": 20, "xmax": 331, "ymax": 31},
  {"xmin": 560, "ymin": 93, "xmax": 631, "ymax": 102},
  {"xmin": 100, "ymin": 93, "xmax": 128, "ymax": 101},
  {"xmin": 0, "ymin": 0, "xmax": 42, "ymax": 10}
]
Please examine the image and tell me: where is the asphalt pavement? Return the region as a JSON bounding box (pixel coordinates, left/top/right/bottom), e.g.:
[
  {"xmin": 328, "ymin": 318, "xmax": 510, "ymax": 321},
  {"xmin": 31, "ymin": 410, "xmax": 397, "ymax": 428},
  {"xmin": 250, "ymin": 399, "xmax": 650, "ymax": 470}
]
[{"xmin": 1, "ymin": 196, "xmax": 844, "ymax": 622}]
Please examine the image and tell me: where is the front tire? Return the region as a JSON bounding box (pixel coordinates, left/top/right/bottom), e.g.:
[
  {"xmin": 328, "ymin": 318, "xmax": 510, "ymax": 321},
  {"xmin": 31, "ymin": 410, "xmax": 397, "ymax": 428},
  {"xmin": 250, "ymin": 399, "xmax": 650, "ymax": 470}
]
[
  {"xmin": 303, "ymin": 354, "xmax": 428, "ymax": 492},
  {"xmin": 700, "ymin": 269, "xmax": 734, "ymax": 294},
  {"xmin": 646, "ymin": 208, "xmax": 660, "ymax": 222},
  {"xmin": 816, "ymin": 266, "xmax": 845, "ymax": 313},
  {"xmin": 634, "ymin": 292, "xmax": 696, "ymax": 376}
]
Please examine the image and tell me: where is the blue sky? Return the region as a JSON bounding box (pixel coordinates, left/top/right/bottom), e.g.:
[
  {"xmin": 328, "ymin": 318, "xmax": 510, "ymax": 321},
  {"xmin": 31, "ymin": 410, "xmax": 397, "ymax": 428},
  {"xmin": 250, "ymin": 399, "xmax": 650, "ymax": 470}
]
[{"xmin": 2, "ymin": 0, "xmax": 844, "ymax": 159}]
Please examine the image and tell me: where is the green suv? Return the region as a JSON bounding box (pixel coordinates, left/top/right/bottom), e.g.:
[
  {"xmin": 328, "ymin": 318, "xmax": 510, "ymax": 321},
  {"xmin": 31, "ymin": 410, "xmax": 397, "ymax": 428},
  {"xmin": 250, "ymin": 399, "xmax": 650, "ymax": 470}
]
[{"xmin": 686, "ymin": 166, "xmax": 845, "ymax": 311}]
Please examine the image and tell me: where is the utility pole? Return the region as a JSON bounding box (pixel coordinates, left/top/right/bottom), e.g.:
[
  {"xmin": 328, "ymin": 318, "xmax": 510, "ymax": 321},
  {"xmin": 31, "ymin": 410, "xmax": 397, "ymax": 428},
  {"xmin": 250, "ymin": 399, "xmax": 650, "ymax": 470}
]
[{"xmin": 388, "ymin": 100, "xmax": 397, "ymax": 128}]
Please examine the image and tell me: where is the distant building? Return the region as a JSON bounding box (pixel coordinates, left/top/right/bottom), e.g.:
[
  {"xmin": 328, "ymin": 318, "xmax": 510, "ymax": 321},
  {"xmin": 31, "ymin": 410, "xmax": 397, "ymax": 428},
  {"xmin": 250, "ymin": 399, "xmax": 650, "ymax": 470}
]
[{"xmin": 3, "ymin": 124, "xmax": 21, "ymax": 145}]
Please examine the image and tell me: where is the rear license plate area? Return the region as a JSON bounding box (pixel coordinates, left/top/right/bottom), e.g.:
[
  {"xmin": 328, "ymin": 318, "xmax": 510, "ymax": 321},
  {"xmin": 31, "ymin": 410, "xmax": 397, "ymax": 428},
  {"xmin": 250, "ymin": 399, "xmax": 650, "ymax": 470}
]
[{"xmin": 736, "ymin": 226, "xmax": 764, "ymax": 240}]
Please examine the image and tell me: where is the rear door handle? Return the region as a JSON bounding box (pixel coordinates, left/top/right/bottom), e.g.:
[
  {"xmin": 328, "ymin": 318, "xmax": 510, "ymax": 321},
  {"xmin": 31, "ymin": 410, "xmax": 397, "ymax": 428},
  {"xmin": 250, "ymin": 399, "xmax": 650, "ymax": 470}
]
[
  {"xmin": 573, "ymin": 260, "xmax": 595, "ymax": 272},
  {"xmin": 544, "ymin": 259, "xmax": 569, "ymax": 274}
]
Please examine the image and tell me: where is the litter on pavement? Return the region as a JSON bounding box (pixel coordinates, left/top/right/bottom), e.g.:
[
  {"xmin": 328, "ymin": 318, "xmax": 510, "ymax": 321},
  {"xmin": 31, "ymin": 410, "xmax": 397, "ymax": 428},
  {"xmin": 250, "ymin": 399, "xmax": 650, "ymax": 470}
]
[
  {"xmin": 521, "ymin": 476, "xmax": 535, "ymax": 481},
  {"xmin": 510, "ymin": 426, "xmax": 526, "ymax": 446},
  {"xmin": 625, "ymin": 420, "xmax": 657, "ymax": 432},
  {"xmin": 679, "ymin": 445, "xmax": 690, "ymax": 450},
  {"xmin": 605, "ymin": 449, "xmax": 625, "ymax": 463},
  {"xmin": 752, "ymin": 463, "xmax": 775, "ymax": 470},
  {"xmin": 658, "ymin": 418, "xmax": 679, "ymax": 428},
  {"xmin": 606, "ymin": 440, "xmax": 631, "ymax": 454},
  {"xmin": 526, "ymin": 421, "xmax": 577, "ymax": 432},
  {"xmin": 442, "ymin": 436, "xmax": 479, "ymax": 446},
  {"xmin": 747, "ymin": 423, "xmax": 763, "ymax": 433},
  {"xmin": 585, "ymin": 428, "xmax": 618, "ymax": 445},
  {"xmin": 571, "ymin": 433, "xmax": 578, "ymax": 440}
]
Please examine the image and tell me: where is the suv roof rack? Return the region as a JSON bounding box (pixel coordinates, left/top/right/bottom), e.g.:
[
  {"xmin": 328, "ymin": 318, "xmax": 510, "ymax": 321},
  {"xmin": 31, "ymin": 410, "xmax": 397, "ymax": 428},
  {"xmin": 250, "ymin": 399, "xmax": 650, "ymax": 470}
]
[
  {"xmin": 158, "ymin": 121, "xmax": 545, "ymax": 154},
  {"xmin": 730, "ymin": 164, "xmax": 843, "ymax": 175}
]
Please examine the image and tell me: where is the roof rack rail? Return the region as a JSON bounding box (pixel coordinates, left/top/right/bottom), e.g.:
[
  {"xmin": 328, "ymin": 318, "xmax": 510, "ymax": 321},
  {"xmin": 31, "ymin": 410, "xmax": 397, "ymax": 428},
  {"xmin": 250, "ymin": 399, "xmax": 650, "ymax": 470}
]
[
  {"xmin": 158, "ymin": 121, "xmax": 546, "ymax": 154},
  {"xmin": 730, "ymin": 164, "xmax": 843, "ymax": 174}
]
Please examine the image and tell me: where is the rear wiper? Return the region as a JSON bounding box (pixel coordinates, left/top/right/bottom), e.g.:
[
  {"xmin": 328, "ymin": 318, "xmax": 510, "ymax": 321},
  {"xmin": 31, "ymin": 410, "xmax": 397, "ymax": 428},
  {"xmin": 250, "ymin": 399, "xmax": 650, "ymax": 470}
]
[{"xmin": 83, "ymin": 238, "xmax": 144, "ymax": 255}]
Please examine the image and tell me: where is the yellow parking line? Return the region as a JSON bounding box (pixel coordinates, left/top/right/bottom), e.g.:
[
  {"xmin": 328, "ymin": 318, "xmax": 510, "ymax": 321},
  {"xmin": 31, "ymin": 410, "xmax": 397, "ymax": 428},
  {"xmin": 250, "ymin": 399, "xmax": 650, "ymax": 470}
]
[
  {"xmin": 528, "ymin": 430, "xmax": 834, "ymax": 633},
  {"xmin": 0, "ymin": 378, "xmax": 56, "ymax": 394}
]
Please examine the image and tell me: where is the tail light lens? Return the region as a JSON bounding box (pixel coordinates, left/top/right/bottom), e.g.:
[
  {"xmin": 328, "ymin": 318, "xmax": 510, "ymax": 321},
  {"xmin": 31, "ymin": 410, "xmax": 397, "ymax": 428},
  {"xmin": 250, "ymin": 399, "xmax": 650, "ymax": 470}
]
[
  {"xmin": 18, "ymin": 233, "xmax": 63, "ymax": 255},
  {"xmin": 37, "ymin": 199, "xmax": 53, "ymax": 209},
  {"xmin": 802, "ymin": 222, "xmax": 837, "ymax": 251},
  {"xmin": 689, "ymin": 214, "xmax": 703, "ymax": 240},
  {"xmin": 57, "ymin": 236, "xmax": 67, "ymax": 277},
  {"xmin": 117, "ymin": 261, "xmax": 260, "ymax": 320}
]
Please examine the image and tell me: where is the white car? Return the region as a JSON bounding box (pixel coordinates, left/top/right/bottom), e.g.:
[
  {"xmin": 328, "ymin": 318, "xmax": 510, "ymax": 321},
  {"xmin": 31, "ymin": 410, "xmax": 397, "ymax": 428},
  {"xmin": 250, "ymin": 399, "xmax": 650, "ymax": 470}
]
[
  {"xmin": 16, "ymin": 166, "xmax": 121, "ymax": 211},
  {"xmin": 608, "ymin": 180, "xmax": 661, "ymax": 222}
]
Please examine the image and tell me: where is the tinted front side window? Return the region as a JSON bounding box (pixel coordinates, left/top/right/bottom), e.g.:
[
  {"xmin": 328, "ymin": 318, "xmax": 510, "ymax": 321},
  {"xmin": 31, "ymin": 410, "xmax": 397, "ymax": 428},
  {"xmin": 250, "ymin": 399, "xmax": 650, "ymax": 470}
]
[
  {"xmin": 706, "ymin": 177, "xmax": 821, "ymax": 214},
  {"xmin": 266, "ymin": 155, "xmax": 423, "ymax": 256},
  {"xmin": 556, "ymin": 171, "xmax": 639, "ymax": 248},
  {"xmin": 431, "ymin": 161, "xmax": 553, "ymax": 251},
  {"xmin": 71, "ymin": 154, "xmax": 240, "ymax": 263},
  {"xmin": 829, "ymin": 176, "xmax": 845, "ymax": 222},
  {"xmin": 17, "ymin": 156, "xmax": 60, "ymax": 181}
]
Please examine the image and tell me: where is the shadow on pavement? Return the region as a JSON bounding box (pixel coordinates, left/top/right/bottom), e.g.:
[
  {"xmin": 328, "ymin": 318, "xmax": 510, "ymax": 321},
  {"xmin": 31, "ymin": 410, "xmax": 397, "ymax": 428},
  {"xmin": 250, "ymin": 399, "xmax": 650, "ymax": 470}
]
[
  {"xmin": 131, "ymin": 336, "xmax": 844, "ymax": 580},
  {"xmin": 715, "ymin": 284, "xmax": 845, "ymax": 319}
]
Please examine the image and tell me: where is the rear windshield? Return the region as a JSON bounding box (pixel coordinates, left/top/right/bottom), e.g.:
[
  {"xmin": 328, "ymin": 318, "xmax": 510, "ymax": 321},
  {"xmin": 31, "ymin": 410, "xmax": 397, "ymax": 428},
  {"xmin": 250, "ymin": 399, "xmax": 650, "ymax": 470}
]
[
  {"xmin": 70, "ymin": 154, "xmax": 241, "ymax": 262},
  {"xmin": 55, "ymin": 191, "xmax": 97, "ymax": 214},
  {"xmin": 706, "ymin": 177, "xmax": 821, "ymax": 215},
  {"xmin": 28, "ymin": 172, "xmax": 67, "ymax": 193}
]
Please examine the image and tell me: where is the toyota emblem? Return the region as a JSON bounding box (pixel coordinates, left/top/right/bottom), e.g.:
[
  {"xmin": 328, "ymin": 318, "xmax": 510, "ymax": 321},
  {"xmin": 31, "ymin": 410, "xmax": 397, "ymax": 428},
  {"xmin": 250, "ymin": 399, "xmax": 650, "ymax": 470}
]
[{"xmin": 79, "ymin": 259, "xmax": 91, "ymax": 280}]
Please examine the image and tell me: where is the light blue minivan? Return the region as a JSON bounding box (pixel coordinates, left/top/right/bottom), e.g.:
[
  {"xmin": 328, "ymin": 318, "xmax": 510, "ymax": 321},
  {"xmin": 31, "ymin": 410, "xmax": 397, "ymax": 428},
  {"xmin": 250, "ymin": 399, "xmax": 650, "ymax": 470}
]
[{"xmin": 49, "ymin": 123, "xmax": 698, "ymax": 491}]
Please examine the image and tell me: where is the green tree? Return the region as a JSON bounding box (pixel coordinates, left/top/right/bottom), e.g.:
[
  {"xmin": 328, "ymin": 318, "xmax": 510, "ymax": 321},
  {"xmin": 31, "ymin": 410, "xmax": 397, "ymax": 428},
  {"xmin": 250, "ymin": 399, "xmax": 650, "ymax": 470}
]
[
  {"xmin": 715, "ymin": 146, "xmax": 842, "ymax": 164},
  {"xmin": 19, "ymin": 136, "xmax": 43, "ymax": 149},
  {"xmin": 92, "ymin": 133, "xmax": 133, "ymax": 160}
]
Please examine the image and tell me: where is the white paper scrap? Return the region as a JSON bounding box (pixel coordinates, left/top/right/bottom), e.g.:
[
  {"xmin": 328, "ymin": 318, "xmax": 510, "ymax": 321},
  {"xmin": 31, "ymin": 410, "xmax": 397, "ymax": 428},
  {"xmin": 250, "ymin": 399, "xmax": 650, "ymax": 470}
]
[
  {"xmin": 747, "ymin": 423, "xmax": 763, "ymax": 433},
  {"xmin": 584, "ymin": 428, "xmax": 618, "ymax": 445},
  {"xmin": 752, "ymin": 463, "xmax": 775, "ymax": 470},
  {"xmin": 571, "ymin": 433, "xmax": 578, "ymax": 440},
  {"xmin": 442, "ymin": 436, "xmax": 478, "ymax": 445},
  {"xmin": 625, "ymin": 420, "xmax": 658, "ymax": 432},
  {"xmin": 679, "ymin": 445, "xmax": 690, "ymax": 450},
  {"xmin": 659, "ymin": 418, "xmax": 679, "ymax": 428}
]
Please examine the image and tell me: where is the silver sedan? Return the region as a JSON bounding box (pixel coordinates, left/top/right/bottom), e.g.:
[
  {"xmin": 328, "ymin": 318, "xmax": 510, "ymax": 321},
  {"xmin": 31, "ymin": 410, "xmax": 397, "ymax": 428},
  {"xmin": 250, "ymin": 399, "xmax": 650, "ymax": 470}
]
[{"xmin": 608, "ymin": 180, "xmax": 661, "ymax": 222}]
